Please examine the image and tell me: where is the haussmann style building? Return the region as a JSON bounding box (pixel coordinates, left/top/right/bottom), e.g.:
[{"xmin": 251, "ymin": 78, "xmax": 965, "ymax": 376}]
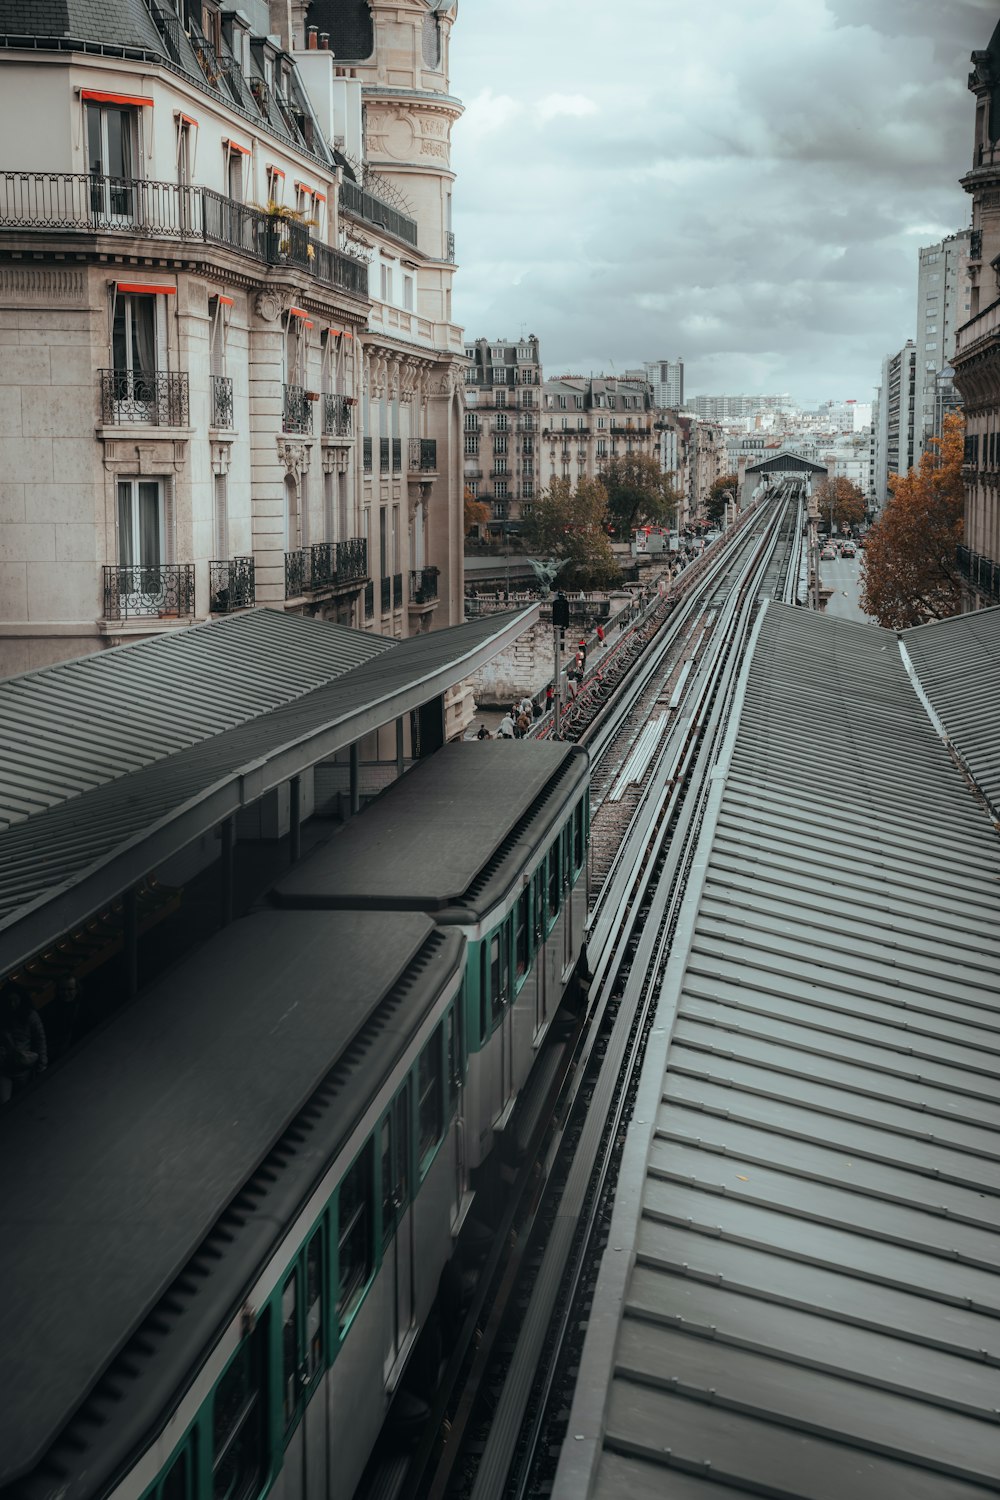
[{"xmin": 0, "ymin": 0, "xmax": 466, "ymax": 678}]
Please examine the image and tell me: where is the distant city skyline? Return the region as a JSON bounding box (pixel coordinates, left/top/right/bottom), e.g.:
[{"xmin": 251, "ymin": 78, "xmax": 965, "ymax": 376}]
[{"xmin": 450, "ymin": 0, "xmax": 995, "ymax": 407}]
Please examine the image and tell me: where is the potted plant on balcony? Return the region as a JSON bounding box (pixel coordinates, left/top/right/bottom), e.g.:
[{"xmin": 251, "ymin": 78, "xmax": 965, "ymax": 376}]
[{"xmin": 256, "ymin": 199, "xmax": 318, "ymax": 261}]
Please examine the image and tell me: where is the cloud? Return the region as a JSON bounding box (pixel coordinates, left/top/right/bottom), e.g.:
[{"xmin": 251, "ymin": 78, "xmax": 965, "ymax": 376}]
[
  {"xmin": 537, "ymin": 93, "xmax": 599, "ymax": 123},
  {"xmin": 449, "ymin": 0, "xmax": 989, "ymax": 405}
]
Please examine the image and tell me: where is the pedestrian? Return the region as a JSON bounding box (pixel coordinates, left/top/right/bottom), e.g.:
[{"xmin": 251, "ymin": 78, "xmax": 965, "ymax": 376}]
[
  {"xmin": 545, "ymin": 683, "xmax": 554, "ymax": 713},
  {"xmin": 497, "ymin": 712, "xmax": 516, "ymax": 739},
  {"xmin": 596, "ymin": 624, "xmax": 605, "ymax": 648},
  {"xmin": 476, "ymin": 723, "xmax": 491, "ymax": 740},
  {"xmin": 518, "ymin": 695, "xmax": 534, "ymax": 718},
  {"xmin": 577, "ymin": 637, "xmax": 587, "ymax": 671},
  {"xmin": 516, "ymin": 710, "xmax": 531, "ymax": 737}
]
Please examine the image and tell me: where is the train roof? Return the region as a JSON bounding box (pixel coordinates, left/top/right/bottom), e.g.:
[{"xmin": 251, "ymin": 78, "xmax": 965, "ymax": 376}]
[
  {"xmin": 556, "ymin": 602, "xmax": 1000, "ymax": 1500},
  {"xmin": 272, "ymin": 741, "xmax": 589, "ymax": 920},
  {"xmin": 0, "ymin": 908, "xmax": 463, "ymax": 1489}
]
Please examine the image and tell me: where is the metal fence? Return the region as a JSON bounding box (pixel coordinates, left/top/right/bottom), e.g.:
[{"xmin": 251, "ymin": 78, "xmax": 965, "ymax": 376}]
[
  {"xmin": 103, "ymin": 563, "xmax": 195, "ymax": 621},
  {"xmin": 99, "ymin": 369, "xmax": 189, "ymax": 427},
  {"xmin": 209, "ymin": 556, "xmax": 255, "ymax": 613}
]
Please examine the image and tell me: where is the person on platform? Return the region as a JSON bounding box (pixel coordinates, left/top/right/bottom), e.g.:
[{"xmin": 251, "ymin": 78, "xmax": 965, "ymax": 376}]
[
  {"xmin": 0, "ymin": 985, "xmax": 47, "ymax": 1104},
  {"xmin": 476, "ymin": 724, "xmax": 491, "ymax": 740},
  {"xmin": 497, "ymin": 712, "xmax": 516, "ymax": 739}
]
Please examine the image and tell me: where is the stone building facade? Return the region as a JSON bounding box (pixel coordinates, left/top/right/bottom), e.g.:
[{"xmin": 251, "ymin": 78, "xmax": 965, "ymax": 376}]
[
  {"xmin": 0, "ymin": 0, "xmax": 465, "ymax": 676},
  {"xmin": 540, "ymin": 375, "xmax": 657, "ymax": 494},
  {"xmin": 951, "ymin": 19, "xmax": 1000, "ymax": 608},
  {"xmin": 462, "ymin": 335, "xmax": 542, "ymax": 537}
]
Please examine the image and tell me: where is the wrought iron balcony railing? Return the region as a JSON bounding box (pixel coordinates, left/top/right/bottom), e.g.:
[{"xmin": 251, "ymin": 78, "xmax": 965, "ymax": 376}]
[
  {"xmin": 322, "ymin": 393, "xmax": 353, "ymax": 437},
  {"xmin": 364, "ymin": 580, "xmax": 375, "ymax": 619},
  {"xmin": 99, "ymin": 369, "xmax": 189, "ymax": 427},
  {"xmin": 309, "ymin": 537, "xmax": 368, "ymax": 590},
  {"xmin": 409, "ymin": 438, "xmax": 438, "ymax": 472},
  {"xmin": 0, "ymin": 171, "xmax": 369, "ymax": 300},
  {"xmin": 209, "ymin": 556, "xmax": 255, "ymax": 613},
  {"xmin": 380, "ymin": 438, "xmax": 391, "ymax": 473},
  {"xmin": 211, "ymin": 374, "xmax": 234, "ymax": 429},
  {"xmin": 380, "ymin": 575, "xmax": 392, "ymax": 612},
  {"xmin": 392, "ymin": 438, "xmax": 402, "ymax": 472},
  {"xmin": 363, "ymin": 437, "xmax": 373, "ymax": 473},
  {"xmin": 393, "ymin": 571, "xmax": 403, "ymax": 607},
  {"xmin": 283, "ymin": 383, "xmax": 313, "ymax": 435},
  {"xmin": 956, "ymin": 544, "xmax": 1000, "ymax": 601},
  {"xmin": 445, "ymin": 230, "xmax": 456, "ymax": 262},
  {"xmin": 409, "ymin": 566, "xmax": 439, "ymax": 605},
  {"xmin": 285, "ymin": 548, "xmax": 309, "ymax": 598},
  {"xmin": 340, "ymin": 177, "xmax": 418, "ymax": 247},
  {"xmin": 103, "ymin": 562, "xmax": 195, "ymax": 621}
]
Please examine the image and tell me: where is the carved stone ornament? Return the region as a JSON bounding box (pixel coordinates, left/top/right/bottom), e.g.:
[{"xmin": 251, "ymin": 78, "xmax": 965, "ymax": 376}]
[
  {"xmin": 276, "ymin": 438, "xmax": 312, "ymax": 478},
  {"xmin": 255, "ymin": 290, "xmax": 284, "ymax": 322},
  {"xmin": 102, "ymin": 438, "xmax": 187, "ymax": 474}
]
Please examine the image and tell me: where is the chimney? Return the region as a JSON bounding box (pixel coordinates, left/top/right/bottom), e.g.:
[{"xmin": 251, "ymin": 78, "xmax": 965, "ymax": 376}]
[
  {"xmin": 320, "ymin": 31, "xmax": 330, "ymax": 49},
  {"xmin": 307, "ymin": 24, "xmax": 318, "ymax": 47}
]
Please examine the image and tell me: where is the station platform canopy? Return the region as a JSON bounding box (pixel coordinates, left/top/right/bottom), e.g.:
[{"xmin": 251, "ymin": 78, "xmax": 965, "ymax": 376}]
[
  {"xmin": 744, "ymin": 449, "xmax": 828, "ymax": 474},
  {"xmin": 0, "ymin": 605, "xmax": 537, "ymax": 977}
]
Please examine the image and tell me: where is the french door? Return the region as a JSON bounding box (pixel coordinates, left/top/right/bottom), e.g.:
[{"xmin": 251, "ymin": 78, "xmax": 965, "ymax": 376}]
[
  {"xmin": 117, "ymin": 479, "xmax": 166, "ymax": 616},
  {"xmin": 111, "ymin": 294, "xmax": 161, "ymax": 422},
  {"xmin": 86, "ymin": 103, "xmax": 138, "ymax": 223}
]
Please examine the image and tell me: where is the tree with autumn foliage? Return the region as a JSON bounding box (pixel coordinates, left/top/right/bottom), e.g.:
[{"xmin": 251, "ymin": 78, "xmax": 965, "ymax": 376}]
[
  {"xmin": 464, "ymin": 487, "xmax": 490, "ymax": 536},
  {"xmin": 599, "ymin": 454, "xmax": 680, "ymax": 538},
  {"xmin": 860, "ymin": 412, "xmax": 965, "ymax": 628},
  {"xmin": 815, "ymin": 476, "xmax": 867, "ymax": 533},
  {"xmin": 523, "ymin": 476, "xmax": 621, "ymax": 588}
]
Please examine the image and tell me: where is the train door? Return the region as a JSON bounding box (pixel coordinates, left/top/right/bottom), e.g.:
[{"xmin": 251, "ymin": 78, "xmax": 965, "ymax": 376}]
[
  {"xmin": 532, "ymin": 866, "xmax": 546, "ymax": 1034},
  {"xmin": 280, "ymin": 1225, "xmax": 328, "ymax": 1498},
  {"xmin": 381, "ymin": 1084, "xmax": 413, "ymax": 1381},
  {"xmin": 447, "ymin": 1003, "xmax": 467, "ymax": 1216},
  {"xmin": 490, "ymin": 921, "xmax": 514, "ymax": 1112}
]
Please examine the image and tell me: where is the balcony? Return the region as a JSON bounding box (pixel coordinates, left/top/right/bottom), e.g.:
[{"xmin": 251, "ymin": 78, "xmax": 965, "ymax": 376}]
[
  {"xmin": 210, "ymin": 556, "xmax": 255, "ymax": 613},
  {"xmin": 309, "ymin": 537, "xmax": 368, "ymax": 591},
  {"xmin": 285, "ymin": 548, "xmax": 309, "ymax": 599},
  {"xmin": 393, "ymin": 572, "xmax": 403, "ymax": 608},
  {"xmin": 103, "ymin": 563, "xmax": 195, "ymax": 621},
  {"xmin": 364, "ymin": 580, "xmax": 375, "ymax": 620},
  {"xmin": 380, "ymin": 576, "xmax": 392, "ymax": 612},
  {"xmin": 0, "ymin": 171, "xmax": 369, "ymax": 301},
  {"xmin": 393, "ymin": 438, "xmax": 403, "ymax": 472},
  {"xmin": 283, "ymin": 384, "xmax": 313, "ymax": 435},
  {"xmin": 322, "ymin": 393, "xmax": 353, "ymax": 438},
  {"xmin": 409, "ymin": 566, "xmax": 440, "ymax": 605},
  {"xmin": 380, "ymin": 438, "xmax": 390, "ymax": 473},
  {"xmin": 99, "ymin": 369, "xmax": 189, "ymax": 427},
  {"xmin": 956, "ymin": 544, "xmax": 1000, "ymax": 601},
  {"xmin": 340, "ymin": 176, "xmax": 418, "ymax": 248},
  {"xmin": 211, "ymin": 374, "xmax": 233, "ymax": 429},
  {"xmin": 408, "ymin": 438, "xmax": 438, "ymax": 473}
]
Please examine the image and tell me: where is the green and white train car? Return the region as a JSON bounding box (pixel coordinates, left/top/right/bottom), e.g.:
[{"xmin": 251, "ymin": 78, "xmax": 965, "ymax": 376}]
[{"xmin": 273, "ymin": 740, "xmax": 591, "ymax": 1169}]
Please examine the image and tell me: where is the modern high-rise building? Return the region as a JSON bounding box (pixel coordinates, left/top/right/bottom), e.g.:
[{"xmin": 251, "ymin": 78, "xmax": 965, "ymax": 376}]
[
  {"xmin": 952, "ymin": 18, "xmax": 1000, "ymax": 608},
  {"xmin": 0, "ymin": 0, "xmax": 465, "ymax": 675},
  {"xmin": 915, "ymin": 232, "xmax": 972, "ymax": 458},
  {"xmin": 873, "ymin": 341, "xmax": 917, "ymax": 505},
  {"xmin": 685, "ymin": 393, "xmax": 795, "ymax": 421},
  {"xmin": 639, "ymin": 359, "xmax": 684, "ymax": 408}
]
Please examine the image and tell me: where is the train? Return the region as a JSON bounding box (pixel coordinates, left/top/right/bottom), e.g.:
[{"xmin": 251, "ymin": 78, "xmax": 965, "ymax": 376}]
[{"xmin": 0, "ymin": 740, "xmax": 590, "ymax": 1500}]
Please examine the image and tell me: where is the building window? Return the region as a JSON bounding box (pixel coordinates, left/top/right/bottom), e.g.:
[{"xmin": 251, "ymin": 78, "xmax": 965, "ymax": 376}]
[
  {"xmin": 403, "ymin": 274, "xmax": 414, "ymax": 311},
  {"xmin": 225, "ymin": 143, "xmax": 246, "ymax": 202},
  {"xmin": 494, "ymin": 367, "xmax": 509, "ymax": 384},
  {"xmin": 464, "ymin": 412, "xmax": 478, "ymax": 431},
  {"xmin": 495, "ymin": 412, "xmax": 508, "ymax": 431},
  {"xmin": 466, "ymin": 480, "xmax": 478, "ymax": 497},
  {"xmin": 117, "ymin": 477, "xmax": 166, "ymax": 568},
  {"xmin": 86, "ymin": 100, "xmax": 140, "ymax": 216},
  {"xmin": 490, "ymin": 346, "xmax": 505, "ymax": 360},
  {"xmin": 521, "ymin": 389, "xmax": 535, "ymax": 407},
  {"xmin": 214, "ymin": 472, "xmax": 228, "ymax": 558},
  {"xmin": 494, "ymin": 435, "xmax": 508, "ymax": 453},
  {"xmin": 523, "ymin": 481, "xmax": 533, "ymax": 499},
  {"xmin": 494, "ymin": 390, "xmax": 507, "ymax": 408},
  {"xmin": 493, "ymin": 458, "xmax": 507, "ymax": 475},
  {"xmin": 380, "ymin": 264, "xmax": 393, "ymax": 303},
  {"xmin": 558, "ymin": 395, "xmax": 567, "ymax": 409},
  {"xmin": 577, "ymin": 417, "xmax": 585, "ymax": 430},
  {"xmin": 464, "ymin": 434, "xmax": 479, "ymax": 455},
  {"xmin": 575, "ymin": 396, "xmax": 584, "ymax": 409},
  {"xmin": 266, "ymin": 164, "xmax": 284, "ymax": 204},
  {"xmin": 495, "ymin": 481, "xmax": 508, "ymax": 499}
]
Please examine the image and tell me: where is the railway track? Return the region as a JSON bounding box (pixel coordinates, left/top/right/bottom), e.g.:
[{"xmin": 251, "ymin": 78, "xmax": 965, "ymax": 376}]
[{"xmin": 363, "ymin": 488, "xmax": 805, "ymax": 1500}]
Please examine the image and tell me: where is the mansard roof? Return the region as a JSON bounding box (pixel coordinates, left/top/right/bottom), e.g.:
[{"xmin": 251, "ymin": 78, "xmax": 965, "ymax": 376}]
[
  {"xmin": 305, "ymin": 0, "xmax": 374, "ymax": 60},
  {"xmin": 0, "ymin": 0, "xmax": 164, "ymax": 52}
]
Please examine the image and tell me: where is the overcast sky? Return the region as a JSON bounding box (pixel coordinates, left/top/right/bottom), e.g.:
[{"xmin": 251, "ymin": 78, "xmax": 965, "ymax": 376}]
[{"xmin": 448, "ymin": 0, "xmax": 998, "ymax": 406}]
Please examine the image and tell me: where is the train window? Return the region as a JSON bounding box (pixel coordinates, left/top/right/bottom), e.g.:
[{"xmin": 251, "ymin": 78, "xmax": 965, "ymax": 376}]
[
  {"xmin": 490, "ymin": 932, "xmax": 502, "ymax": 1023},
  {"xmin": 515, "ymin": 888, "xmax": 530, "ymax": 978},
  {"xmin": 479, "ymin": 944, "xmax": 489, "ymax": 1044},
  {"xmin": 547, "ymin": 838, "xmax": 560, "ymax": 922},
  {"xmin": 212, "ymin": 1323, "xmax": 266, "ymax": 1500},
  {"xmin": 304, "ymin": 1232, "xmax": 323, "ymax": 1382},
  {"xmin": 532, "ymin": 868, "xmax": 544, "ymax": 944},
  {"xmin": 338, "ymin": 1143, "xmax": 373, "ymax": 1333},
  {"xmin": 573, "ymin": 802, "xmax": 584, "ymax": 871},
  {"xmin": 418, "ymin": 1024, "xmax": 444, "ymax": 1168},
  {"xmin": 381, "ymin": 1087, "xmax": 410, "ymax": 1247},
  {"xmin": 281, "ymin": 1272, "xmax": 298, "ymax": 1429},
  {"xmin": 161, "ymin": 1448, "xmax": 191, "ymax": 1500}
]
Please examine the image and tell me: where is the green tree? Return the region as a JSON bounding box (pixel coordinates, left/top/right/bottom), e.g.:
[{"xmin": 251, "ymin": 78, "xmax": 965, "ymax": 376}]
[
  {"xmin": 524, "ymin": 477, "xmax": 621, "ymax": 588},
  {"xmin": 706, "ymin": 472, "xmax": 738, "ymax": 526},
  {"xmin": 599, "ymin": 454, "xmax": 680, "ymax": 537},
  {"xmin": 860, "ymin": 412, "xmax": 965, "ymax": 628}
]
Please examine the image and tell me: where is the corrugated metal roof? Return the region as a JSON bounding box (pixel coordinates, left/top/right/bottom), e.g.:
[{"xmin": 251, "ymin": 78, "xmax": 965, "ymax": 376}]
[
  {"xmin": 0, "ymin": 607, "xmax": 538, "ymax": 975},
  {"xmin": 557, "ymin": 602, "xmax": 1000, "ymax": 1500},
  {"xmin": 902, "ymin": 604, "xmax": 1000, "ymax": 820},
  {"xmin": 0, "ymin": 610, "xmax": 392, "ymax": 831}
]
